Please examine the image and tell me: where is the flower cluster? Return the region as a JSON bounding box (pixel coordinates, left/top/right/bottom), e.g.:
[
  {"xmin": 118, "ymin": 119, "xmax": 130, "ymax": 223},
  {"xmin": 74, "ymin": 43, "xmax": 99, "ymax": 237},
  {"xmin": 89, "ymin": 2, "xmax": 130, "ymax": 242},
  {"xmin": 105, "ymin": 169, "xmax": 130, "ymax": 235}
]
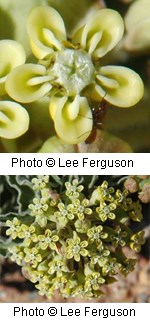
[
  {"xmin": 6, "ymin": 176, "xmax": 145, "ymax": 299},
  {"xmin": 1, "ymin": 5, "xmax": 144, "ymax": 144}
]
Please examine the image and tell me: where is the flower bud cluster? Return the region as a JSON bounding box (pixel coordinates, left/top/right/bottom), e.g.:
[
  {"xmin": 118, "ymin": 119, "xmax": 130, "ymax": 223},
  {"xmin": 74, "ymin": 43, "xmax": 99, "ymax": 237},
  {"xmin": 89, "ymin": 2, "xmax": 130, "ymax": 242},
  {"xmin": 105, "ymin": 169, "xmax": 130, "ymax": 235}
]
[
  {"xmin": 124, "ymin": 175, "xmax": 150, "ymax": 203},
  {"xmin": 6, "ymin": 176, "xmax": 145, "ymax": 299}
]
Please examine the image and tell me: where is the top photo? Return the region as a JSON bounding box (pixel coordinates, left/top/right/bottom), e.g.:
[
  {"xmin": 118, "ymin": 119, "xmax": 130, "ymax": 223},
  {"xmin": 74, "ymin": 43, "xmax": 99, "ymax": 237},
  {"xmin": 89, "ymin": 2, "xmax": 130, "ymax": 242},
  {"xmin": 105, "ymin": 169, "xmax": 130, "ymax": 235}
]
[{"xmin": 0, "ymin": 0, "xmax": 150, "ymax": 153}]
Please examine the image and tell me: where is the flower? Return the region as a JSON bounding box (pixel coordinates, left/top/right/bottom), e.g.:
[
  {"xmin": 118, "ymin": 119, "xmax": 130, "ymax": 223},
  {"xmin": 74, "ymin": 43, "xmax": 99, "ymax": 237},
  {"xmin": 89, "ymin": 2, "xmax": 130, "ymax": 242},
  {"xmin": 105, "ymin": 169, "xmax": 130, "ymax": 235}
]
[
  {"xmin": 54, "ymin": 202, "xmax": 75, "ymax": 221},
  {"xmin": 66, "ymin": 231, "xmax": 88, "ymax": 262},
  {"xmin": 128, "ymin": 201, "xmax": 143, "ymax": 222},
  {"xmin": 90, "ymin": 180, "xmax": 115, "ymax": 205},
  {"xmin": 24, "ymin": 247, "xmax": 42, "ymax": 268},
  {"xmin": 18, "ymin": 224, "xmax": 37, "ymax": 246},
  {"xmin": 102, "ymin": 258, "xmax": 121, "ymax": 276},
  {"xmin": 87, "ymin": 225, "xmax": 108, "ymax": 244},
  {"xmin": 28, "ymin": 197, "xmax": 49, "ymax": 227},
  {"xmin": 8, "ymin": 246, "xmax": 24, "ymax": 266},
  {"xmin": 96, "ymin": 202, "xmax": 117, "ymax": 221},
  {"xmin": 67, "ymin": 198, "xmax": 92, "ymax": 221},
  {"xmin": 85, "ymin": 272, "xmax": 105, "ymax": 291},
  {"xmin": 90, "ymin": 249, "xmax": 110, "ymax": 267},
  {"xmin": 65, "ymin": 179, "xmax": 84, "ymax": 198},
  {"xmin": 5, "ymin": 6, "xmax": 144, "ymax": 144},
  {"xmin": 35, "ymin": 281, "xmax": 54, "ymax": 299},
  {"xmin": 130, "ymin": 230, "xmax": 145, "ymax": 252},
  {"xmin": 121, "ymin": 258, "xmax": 136, "ymax": 277},
  {"xmin": 6, "ymin": 217, "xmax": 21, "ymax": 239},
  {"xmin": 38, "ymin": 229, "xmax": 59, "ymax": 250},
  {"xmin": 31, "ymin": 175, "xmax": 49, "ymax": 190},
  {"xmin": 48, "ymin": 256, "xmax": 68, "ymax": 275},
  {"xmin": 110, "ymin": 226, "xmax": 127, "ymax": 247}
]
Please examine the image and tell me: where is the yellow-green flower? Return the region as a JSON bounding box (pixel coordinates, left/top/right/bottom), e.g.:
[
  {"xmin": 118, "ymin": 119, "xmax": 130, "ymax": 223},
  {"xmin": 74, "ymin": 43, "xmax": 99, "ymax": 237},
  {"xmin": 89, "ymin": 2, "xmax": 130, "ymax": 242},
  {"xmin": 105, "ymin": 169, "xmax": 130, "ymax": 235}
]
[
  {"xmin": 6, "ymin": 217, "xmax": 21, "ymax": 239},
  {"xmin": 67, "ymin": 198, "xmax": 92, "ymax": 221},
  {"xmin": 8, "ymin": 246, "xmax": 24, "ymax": 266},
  {"xmin": 85, "ymin": 272, "xmax": 105, "ymax": 291},
  {"xmin": 96, "ymin": 202, "xmax": 117, "ymax": 221},
  {"xmin": 90, "ymin": 249, "xmax": 110, "ymax": 267},
  {"xmin": 35, "ymin": 281, "xmax": 54, "ymax": 299},
  {"xmin": 90, "ymin": 180, "xmax": 115, "ymax": 205},
  {"xmin": 102, "ymin": 258, "xmax": 121, "ymax": 276},
  {"xmin": 38, "ymin": 229, "xmax": 59, "ymax": 250},
  {"xmin": 55, "ymin": 202, "xmax": 75, "ymax": 220},
  {"xmin": 87, "ymin": 225, "xmax": 108, "ymax": 244},
  {"xmin": 65, "ymin": 179, "xmax": 84, "ymax": 199},
  {"xmin": 66, "ymin": 231, "xmax": 88, "ymax": 262},
  {"xmin": 130, "ymin": 230, "xmax": 145, "ymax": 252},
  {"xmin": 31, "ymin": 175, "xmax": 49, "ymax": 190},
  {"xmin": 17, "ymin": 224, "xmax": 37, "ymax": 246},
  {"xmin": 24, "ymin": 247, "xmax": 42, "ymax": 268},
  {"xmin": 29, "ymin": 197, "xmax": 48, "ymax": 216},
  {"xmin": 5, "ymin": 6, "xmax": 144, "ymax": 144},
  {"xmin": 28, "ymin": 197, "xmax": 49, "ymax": 227},
  {"xmin": 48, "ymin": 256, "xmax": 68, "ymax": 275},
  {"xmin": 110, "ymin": 226, "xmax": 127, "ymax": 247}
]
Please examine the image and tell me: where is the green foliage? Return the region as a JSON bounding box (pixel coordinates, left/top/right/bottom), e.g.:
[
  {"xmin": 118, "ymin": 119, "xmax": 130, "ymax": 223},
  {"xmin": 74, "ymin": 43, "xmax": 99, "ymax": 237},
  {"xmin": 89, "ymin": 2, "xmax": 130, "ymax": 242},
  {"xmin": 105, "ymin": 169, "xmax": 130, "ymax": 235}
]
[{"xmin": 0, "ymin": 175, "xmax": 146, "ymax": 299}]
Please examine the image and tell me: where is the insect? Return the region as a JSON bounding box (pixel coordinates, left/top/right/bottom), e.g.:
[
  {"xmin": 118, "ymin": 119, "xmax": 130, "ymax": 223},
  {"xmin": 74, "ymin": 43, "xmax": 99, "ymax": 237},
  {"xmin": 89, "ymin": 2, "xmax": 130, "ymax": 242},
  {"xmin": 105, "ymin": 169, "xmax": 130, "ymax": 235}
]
[{"xmin": 78, "ymin": 94, "xmax": 108, "ymax": 143}]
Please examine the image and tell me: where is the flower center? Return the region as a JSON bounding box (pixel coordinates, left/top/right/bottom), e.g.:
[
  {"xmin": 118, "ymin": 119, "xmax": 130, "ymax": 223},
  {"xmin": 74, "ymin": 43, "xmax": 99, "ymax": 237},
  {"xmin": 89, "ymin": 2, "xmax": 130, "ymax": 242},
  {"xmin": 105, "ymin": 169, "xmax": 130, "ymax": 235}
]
[
  {"xmin": 49, "ymin": 49, "xmax": 94, "ymax": 96},
  {"xmin": 72, "ymin": 244, "xmax": 80, "ymax": 254}
]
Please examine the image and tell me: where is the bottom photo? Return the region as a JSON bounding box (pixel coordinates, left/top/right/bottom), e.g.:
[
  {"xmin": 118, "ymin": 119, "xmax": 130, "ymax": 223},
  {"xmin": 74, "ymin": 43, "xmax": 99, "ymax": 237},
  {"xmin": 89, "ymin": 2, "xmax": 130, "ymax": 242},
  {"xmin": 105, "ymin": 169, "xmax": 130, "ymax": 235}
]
[{"xmin": 0, "ymin": 175, "xmax": 150, "ymax": 303}]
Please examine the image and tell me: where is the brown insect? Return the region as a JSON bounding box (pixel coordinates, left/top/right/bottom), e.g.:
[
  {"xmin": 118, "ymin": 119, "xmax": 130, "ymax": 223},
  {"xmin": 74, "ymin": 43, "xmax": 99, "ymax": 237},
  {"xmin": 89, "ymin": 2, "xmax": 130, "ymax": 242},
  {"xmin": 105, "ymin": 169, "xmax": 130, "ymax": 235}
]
[
  {"xmin": 88, "ymin": 97, "xmax": 108, "ymax": 141},
  {"xmin": 78, "ymin": 95, "xmax": 108, "ymax": 143}
]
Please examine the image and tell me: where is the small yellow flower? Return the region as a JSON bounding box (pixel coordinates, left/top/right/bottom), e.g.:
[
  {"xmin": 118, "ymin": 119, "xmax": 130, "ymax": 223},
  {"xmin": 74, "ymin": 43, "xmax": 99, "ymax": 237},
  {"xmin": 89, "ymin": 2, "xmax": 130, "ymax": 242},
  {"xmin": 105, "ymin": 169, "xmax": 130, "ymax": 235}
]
[
  {"xmin": 66, "ymin": 231, "xmax": 88, "ymax": 262},
  {"xmin": 6, "ymin": 217, "xmax": 21, "ymax": 239}
]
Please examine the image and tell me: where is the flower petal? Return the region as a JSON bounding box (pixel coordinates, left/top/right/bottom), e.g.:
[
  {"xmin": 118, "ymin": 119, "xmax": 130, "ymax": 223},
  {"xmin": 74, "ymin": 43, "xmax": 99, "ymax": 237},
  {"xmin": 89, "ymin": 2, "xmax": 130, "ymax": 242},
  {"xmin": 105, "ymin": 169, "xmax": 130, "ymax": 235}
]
[
  {"xmin": 49, "ymin": 95, "xmax": 93, "ymax": 144},
  {"xmin": 0, "ymin": 40, "xmax": 26, "ymax": 95},
  {"xmin": 0, "ymin": 101, "xmax": 29, "ymax": 139},
  {"xmin": 27, "ymin": 6, "xmax": 67, "ymax": 59},
  {"xmin": 73, "ymin": 9, "xmax": 124, "ymax": 58},
  {"xmin": 6, "ymin": 63, "xmax": 52, "ymax": 103},
  {"xmin": 95, "ymin": 66, "xmax": 144, "ymax": 107}
]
